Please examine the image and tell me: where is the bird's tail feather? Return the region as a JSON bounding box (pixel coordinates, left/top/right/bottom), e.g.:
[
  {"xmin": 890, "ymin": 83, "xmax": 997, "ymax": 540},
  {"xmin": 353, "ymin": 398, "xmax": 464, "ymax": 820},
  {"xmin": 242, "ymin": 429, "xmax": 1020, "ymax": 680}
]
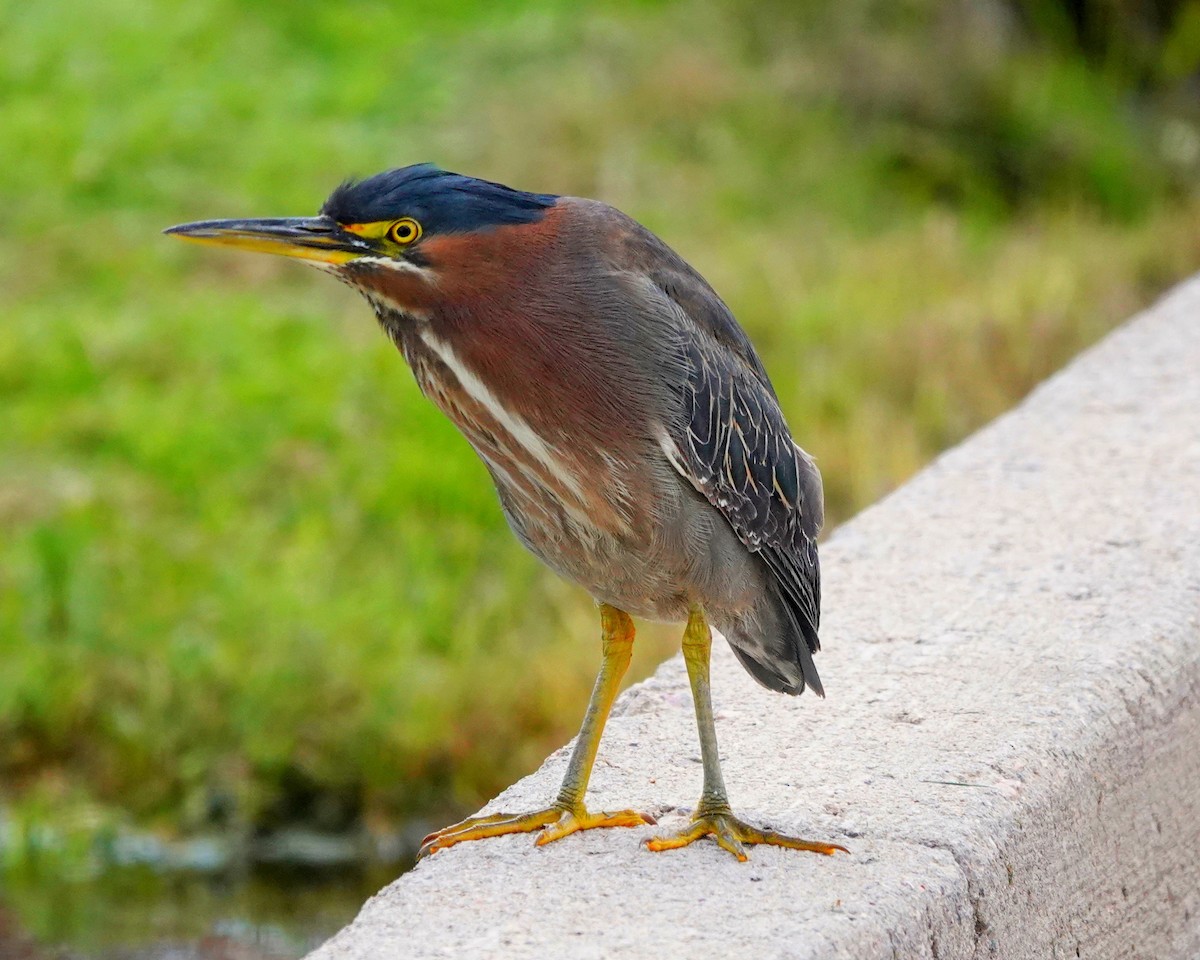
[{"xmin": 722, "ymin": 583, "xmax": 823, "ymax": 697}]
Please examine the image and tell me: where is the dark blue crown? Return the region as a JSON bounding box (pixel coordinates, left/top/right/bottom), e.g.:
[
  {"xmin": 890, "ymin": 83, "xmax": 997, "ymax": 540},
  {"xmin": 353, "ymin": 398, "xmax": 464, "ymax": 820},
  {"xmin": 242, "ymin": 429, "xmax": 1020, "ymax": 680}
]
[{"xmin": 321, "ymin": 164, "xmax": 558, "ymax": 234}]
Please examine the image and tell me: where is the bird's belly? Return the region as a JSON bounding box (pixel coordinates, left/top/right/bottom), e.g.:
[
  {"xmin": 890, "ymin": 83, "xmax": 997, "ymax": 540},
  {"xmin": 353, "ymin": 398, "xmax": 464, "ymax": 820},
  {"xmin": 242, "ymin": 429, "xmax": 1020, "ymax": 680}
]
[
  {"xmin": 498, "ymin": 493, "xmax": 694, "ymax": 622},
  {"xmin": 491, "ymin": 461, "xmax": 758, "ymax": 625}
]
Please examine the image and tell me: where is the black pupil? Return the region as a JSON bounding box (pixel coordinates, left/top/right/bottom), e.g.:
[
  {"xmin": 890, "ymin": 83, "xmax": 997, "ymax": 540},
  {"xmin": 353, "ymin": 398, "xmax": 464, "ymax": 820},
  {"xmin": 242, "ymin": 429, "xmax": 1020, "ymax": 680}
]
[{"xmin": 395, "ymin": 222, "xmax": 412, "ymax": 240}]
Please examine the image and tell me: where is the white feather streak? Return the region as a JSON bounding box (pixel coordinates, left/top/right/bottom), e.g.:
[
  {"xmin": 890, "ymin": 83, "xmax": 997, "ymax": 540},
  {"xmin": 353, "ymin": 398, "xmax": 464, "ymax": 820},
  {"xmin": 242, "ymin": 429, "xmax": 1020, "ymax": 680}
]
[{"xmin": 418, "ymin": 329, "xmax": 586, "ymax": 501}]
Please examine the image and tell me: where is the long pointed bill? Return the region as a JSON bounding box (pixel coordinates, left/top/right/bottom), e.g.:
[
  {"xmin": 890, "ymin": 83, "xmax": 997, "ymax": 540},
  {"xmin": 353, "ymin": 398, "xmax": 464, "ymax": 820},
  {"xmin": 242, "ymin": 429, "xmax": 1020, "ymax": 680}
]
[{"xmin": 163, "ymin": 216, "xmax": 370, "ymax": 265}]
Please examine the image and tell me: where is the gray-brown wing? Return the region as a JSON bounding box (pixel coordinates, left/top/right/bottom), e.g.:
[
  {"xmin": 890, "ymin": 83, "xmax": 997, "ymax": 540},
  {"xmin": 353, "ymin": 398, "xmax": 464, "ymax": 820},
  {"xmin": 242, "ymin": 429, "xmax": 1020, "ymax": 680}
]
[
  {"xmin": 669, "ymin": 333, "xmax": 824, "ymax": 654},
  {"xmin": 607, "ymin": 209, "xmax": 824, "ymax": 672}
]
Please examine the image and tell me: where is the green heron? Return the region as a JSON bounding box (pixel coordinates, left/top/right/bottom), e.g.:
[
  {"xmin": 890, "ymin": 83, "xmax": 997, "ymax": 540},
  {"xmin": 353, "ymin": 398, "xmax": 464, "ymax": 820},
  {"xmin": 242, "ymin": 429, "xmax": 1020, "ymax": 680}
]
[{"xmin": 166, "ymin": 164, "xmax": 846, "ymax": 862}]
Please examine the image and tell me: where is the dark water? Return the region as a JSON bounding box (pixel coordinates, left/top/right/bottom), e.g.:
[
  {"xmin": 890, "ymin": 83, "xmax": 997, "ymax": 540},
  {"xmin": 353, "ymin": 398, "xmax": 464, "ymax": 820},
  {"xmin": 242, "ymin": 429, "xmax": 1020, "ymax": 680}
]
[{"xmin": 0, "ymin": 861, "xmax": 406, "ymax": 960}]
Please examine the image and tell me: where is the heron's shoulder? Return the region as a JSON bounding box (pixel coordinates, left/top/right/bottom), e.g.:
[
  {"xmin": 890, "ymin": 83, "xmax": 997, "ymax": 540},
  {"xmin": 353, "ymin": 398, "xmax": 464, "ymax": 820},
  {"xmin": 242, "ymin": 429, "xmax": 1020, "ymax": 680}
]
[
  {"xmin": 551, "ymin": 196, "xmax": 642, "ymax": 237},
  {"xmin": 554, "ymin": 198, "xmax": 774, "ymax": 387}
]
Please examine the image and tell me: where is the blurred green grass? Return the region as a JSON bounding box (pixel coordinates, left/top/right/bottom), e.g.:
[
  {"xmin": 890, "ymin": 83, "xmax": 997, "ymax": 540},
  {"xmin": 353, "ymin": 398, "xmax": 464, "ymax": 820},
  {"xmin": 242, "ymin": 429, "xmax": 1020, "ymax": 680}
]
[{"xmin": 2, "ymin": 0, "xmax": 1198, "ymax": 841}]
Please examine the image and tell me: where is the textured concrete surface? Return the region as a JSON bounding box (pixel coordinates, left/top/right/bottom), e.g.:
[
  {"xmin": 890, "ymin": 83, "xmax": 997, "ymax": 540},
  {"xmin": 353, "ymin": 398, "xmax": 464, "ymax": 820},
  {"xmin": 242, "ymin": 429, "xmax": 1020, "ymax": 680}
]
[{"xmin": 308, "ymin": 276, "xmax": 1200, "ymax": 960}]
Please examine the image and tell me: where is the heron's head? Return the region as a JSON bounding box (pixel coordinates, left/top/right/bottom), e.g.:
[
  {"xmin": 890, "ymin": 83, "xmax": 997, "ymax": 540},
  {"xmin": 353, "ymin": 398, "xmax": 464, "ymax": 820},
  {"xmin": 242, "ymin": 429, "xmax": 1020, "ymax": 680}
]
[{"xmin": 165, "ymin": 164, "xmax": 560, "ymax": 315}]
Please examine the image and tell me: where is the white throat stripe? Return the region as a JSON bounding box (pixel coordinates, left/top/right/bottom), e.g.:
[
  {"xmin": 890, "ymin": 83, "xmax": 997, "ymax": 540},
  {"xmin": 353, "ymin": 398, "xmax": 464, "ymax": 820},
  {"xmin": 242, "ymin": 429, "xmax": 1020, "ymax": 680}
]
[{"xmin": 417, "ymin": 329, "xmax": 585, "ymax": 500}]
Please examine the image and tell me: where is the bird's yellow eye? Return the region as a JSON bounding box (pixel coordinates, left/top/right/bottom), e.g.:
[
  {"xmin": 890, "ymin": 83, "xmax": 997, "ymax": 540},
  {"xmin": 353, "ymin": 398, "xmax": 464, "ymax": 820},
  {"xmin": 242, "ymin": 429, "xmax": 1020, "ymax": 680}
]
[{"xmin": 388, "ymin": 218, "xmax": 422, "ymax": 245}]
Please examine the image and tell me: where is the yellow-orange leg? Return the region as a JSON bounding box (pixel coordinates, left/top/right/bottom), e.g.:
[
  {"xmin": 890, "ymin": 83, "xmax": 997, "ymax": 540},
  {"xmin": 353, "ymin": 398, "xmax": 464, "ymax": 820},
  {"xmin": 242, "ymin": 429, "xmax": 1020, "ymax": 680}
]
[
  {"xmin": 645, "ymin": 606, "xmax": 848, "ymax": 862},
  {"xmin": 418, "ymin": 605, "xmax": 654, "ymax": 859}
]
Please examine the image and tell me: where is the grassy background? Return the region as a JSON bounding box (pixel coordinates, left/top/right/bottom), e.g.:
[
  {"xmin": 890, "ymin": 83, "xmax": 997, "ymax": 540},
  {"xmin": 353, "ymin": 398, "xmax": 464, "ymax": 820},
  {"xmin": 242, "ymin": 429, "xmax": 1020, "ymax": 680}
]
[{"xmin": 2, "ymin": 0, "xmax": 1199, "ymax": 846}]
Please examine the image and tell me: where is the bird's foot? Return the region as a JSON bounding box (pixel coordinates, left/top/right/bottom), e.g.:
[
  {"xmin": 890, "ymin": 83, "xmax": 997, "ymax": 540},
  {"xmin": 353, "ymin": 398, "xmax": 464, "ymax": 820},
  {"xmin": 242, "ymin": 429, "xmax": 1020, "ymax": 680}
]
[
  {"xmin": 645, "ymin": 806, "xmax": 848, "ymax": 862},
  {"xmin": 417, "ymin": 802, "xmax": 655, "ymax": 859}
]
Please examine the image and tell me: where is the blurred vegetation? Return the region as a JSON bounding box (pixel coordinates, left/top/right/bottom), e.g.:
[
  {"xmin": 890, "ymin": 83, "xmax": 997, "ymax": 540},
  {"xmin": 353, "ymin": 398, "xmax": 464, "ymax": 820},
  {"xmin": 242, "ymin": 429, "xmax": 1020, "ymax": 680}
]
[{"xmin": 1, "ymin": 0, "xmax": 1198, "ymax": 849}]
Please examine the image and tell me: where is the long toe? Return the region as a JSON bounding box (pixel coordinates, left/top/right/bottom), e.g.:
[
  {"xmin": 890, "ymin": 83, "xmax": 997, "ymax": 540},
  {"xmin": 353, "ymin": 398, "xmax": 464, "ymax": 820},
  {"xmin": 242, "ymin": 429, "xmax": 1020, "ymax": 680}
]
[
  {"xmin": 535, "ymin": 807, "xmax": 655, "ymax": 846},
  {"xmin": 418, "ymin": 803, "xmax": 654, "ymax": 858},
  {"xmin": 420, "ymin": 812, "xmax": 512, "ymax": 847},
  {"xmin": 418, "ymin": 808, "xmax": 563, "ymax": 858},
  {"xmin": 645, "ymin": 810, "xmax": 847, "ymax": 862}
]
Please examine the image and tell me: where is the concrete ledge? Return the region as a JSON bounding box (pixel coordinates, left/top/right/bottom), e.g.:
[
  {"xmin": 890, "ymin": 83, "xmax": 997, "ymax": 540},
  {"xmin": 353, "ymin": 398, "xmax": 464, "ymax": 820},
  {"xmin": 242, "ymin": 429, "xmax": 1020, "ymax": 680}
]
[{"xmin": 308, "ymin": 277, "xmax": 1200, "ymax": 959}]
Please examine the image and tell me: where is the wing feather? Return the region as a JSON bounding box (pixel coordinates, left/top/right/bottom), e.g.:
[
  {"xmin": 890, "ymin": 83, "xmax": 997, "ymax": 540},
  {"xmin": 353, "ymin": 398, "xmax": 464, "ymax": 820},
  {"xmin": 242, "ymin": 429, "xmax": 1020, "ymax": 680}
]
[
  {"xmin": 638, "ymin": 266, "xmax": 825, "ymax": 667},
  {"xmin": 670, "ymin": 337, "xmax": 824, "ymax": 649},
  {"xmin": 609, "ymin": 213, "xmax": 824, "ymax": 666}
]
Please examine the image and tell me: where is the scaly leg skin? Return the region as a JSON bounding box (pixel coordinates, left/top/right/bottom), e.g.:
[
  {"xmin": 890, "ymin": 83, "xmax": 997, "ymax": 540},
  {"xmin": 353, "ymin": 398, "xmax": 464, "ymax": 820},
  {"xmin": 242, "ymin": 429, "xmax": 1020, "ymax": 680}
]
[
  {"xmin": 418, "ymin": 605, "xmax": 654, "ymax": 859},
  {"xmin": 645, "ymin": 606, "xmax": 848, "ymax": 862}
]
